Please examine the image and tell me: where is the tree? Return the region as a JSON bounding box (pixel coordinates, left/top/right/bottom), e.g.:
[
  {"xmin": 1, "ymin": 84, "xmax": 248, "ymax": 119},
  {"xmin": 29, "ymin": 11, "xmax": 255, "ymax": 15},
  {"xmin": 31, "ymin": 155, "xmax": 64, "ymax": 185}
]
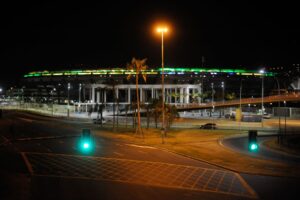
[
  {"xmin": 127, "ymin": 58, "xmax": 148, "ymax": 137},
  {"xmin": 226, "ymin": 92, "xmax": 236, "ymax": 100},
  {"xmin": 165, "ymin": 104, "xmax": 179, "ymax": 129},
  {"xmin": 148, "ymin": 98, "xmax": 161, "ymax": 128}
]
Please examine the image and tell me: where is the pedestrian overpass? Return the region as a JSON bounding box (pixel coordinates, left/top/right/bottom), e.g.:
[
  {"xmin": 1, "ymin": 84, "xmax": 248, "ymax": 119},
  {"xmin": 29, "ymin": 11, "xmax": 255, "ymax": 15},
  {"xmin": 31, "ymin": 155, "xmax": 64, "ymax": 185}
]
[{"xmin": 176, "ymin": 93, "xmax": 300, "ymax": 111}]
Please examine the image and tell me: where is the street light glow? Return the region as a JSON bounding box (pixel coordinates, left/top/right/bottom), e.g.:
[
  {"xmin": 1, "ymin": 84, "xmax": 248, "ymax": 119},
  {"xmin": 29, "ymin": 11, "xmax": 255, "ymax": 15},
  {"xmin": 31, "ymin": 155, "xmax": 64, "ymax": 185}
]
[{"xmin": 157, "ymin": 27, "xmax": 168, "ymax": 33}]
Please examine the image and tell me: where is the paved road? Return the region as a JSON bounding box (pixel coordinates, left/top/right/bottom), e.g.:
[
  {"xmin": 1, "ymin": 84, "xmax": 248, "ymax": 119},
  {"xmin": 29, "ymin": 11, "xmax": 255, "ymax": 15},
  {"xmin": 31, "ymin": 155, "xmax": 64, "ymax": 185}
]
[
  {"xmin": 221, "ymin": 133, "xmax": 300, "ymax": 164},
  {"xmin": 1, "ymin": 111, "xmax": 299, "ymax": 199}
]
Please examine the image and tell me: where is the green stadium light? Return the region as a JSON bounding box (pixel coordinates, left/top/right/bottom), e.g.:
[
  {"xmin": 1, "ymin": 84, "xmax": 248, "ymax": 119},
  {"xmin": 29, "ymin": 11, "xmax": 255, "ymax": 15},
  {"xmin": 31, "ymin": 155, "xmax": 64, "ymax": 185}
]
[{"xmin": 23, "ymin": 67, "xmax": 276, "ymax": 78}]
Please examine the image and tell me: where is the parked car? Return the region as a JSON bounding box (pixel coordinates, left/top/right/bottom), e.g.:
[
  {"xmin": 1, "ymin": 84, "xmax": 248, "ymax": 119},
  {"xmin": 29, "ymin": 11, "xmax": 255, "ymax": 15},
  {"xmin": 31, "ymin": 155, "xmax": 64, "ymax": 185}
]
[
  {"xmin": 262, "ymin": 113, "xmax": 271, "ymax": 119},
  {"xmin": 200, "ymin": 123, "xmax": 217, "ymax": 129}
]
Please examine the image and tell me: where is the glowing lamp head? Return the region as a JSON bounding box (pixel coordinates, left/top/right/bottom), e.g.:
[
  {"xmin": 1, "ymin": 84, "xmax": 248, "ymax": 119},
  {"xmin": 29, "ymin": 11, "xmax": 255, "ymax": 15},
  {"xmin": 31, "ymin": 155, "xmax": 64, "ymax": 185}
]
[
  {"xmin": 157, "ymin": 27, "xmax": 168, "ymax": 33},
  {"xmin": 259, "ymin": 69, "xmax": 265, "ymax": 74}
]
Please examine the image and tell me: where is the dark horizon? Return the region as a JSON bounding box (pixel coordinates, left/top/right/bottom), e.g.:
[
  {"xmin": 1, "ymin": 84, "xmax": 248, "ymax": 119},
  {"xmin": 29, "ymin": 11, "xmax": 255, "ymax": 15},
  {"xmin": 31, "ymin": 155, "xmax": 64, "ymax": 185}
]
[{"xmin": 2, "ymin": 1, "xmax": 299, "ymax": 87}]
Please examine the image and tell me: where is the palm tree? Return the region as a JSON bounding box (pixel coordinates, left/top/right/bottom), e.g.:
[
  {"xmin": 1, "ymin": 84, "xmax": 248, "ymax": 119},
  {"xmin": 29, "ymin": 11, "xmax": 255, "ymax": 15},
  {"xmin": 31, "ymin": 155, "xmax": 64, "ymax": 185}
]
[
  {"xmin": 226, "ymin": 92, "xmax": 236, "ymax": 100},
  {"xmin": 149, "ymin": 98, "xmax": 161, "ymax": 128},
  {"xmin": 127, "ymin": 58, "xmax": 148, "ymax": 137}
]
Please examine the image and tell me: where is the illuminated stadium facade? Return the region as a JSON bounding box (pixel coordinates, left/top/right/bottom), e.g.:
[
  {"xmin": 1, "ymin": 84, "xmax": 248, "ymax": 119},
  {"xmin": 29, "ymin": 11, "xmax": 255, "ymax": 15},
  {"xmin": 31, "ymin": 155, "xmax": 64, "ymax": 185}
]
[{"xmin": 20, "ymin": 67, "xmax": 278, "ymax": 111}]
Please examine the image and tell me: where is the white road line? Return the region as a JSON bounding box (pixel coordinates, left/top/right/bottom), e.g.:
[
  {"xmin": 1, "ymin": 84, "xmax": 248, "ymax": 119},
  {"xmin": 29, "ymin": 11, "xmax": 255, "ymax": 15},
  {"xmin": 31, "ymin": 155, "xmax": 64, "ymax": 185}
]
[
  {"xmin": 113, "ymin": 152, "xmax": 124, "ymax": 156},
  {"xmin": 17, "ymin": 117, "xmax": 33, "ymax": 123},
  {"xmin": 125, "ymin": 144, "xmax": 157, "ymax": 149},
  {"xmin": 138, "ymin": 150, "xmax": 147, "ymax": 154},
  {"xmin": 20, "ymin": 152, "xmax": 34, "ymax": 174}
]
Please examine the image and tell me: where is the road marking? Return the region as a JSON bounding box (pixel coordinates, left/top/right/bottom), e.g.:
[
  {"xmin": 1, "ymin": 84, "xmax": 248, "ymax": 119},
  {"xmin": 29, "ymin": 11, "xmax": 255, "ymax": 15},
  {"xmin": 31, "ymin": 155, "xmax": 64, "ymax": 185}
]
[
  {"xmin": 138, "ymin": 150, "xmax": 147, "ymax": 154},
  {"xmin": 47, "ymin": 148, "xmax": 52, "ymax": 152},
  {"xmin": 125, "ymin": 144, "xmax": 157, "ymax": 149},
  {"xmin": 16, "ymin": 135, "xmax": 78, "ymax": 141},
  {"xmin": 21, "ymin": 152, "xmax": 258, "ymax": 199},
  {"xmin": 0, "ymin": 135, "xmax": 10, "ymax": 145},
  {"xmin": 17, "ymin": 117, "xmax": 33, "ymax": 123},
  {"xmin": 20, "ymin": 152, "xmax": 33, "ymax": 175},
  {"xmin": 113, "ymin": 152, "xmax": 124, "ymax": 156}
]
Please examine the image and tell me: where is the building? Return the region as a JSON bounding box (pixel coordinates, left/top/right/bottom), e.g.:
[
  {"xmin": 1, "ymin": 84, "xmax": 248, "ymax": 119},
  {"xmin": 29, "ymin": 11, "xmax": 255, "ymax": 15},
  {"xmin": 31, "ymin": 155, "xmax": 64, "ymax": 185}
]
[{"xmin": 18, "ymin": 67, "xmax": 280, "ymax": 113}]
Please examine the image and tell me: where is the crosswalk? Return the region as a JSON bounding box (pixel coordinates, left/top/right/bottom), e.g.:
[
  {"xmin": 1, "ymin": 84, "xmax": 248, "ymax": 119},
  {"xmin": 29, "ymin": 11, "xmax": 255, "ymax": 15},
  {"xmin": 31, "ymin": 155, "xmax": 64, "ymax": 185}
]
[{"xmin": 21, "ymin": 152, "xmax": 257, "ymax": 199}]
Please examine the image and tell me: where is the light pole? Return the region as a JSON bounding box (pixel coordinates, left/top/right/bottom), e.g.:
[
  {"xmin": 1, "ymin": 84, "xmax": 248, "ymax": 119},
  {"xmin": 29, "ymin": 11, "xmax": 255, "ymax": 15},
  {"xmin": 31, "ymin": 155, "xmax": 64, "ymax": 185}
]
[
  {"xmin": 67, "ymin": 83, "xmax": 71, "ymax": 117},
  {"xmin": 211, "ymin": 82, "xmax": 214, "ymax": 113},
  {"xmin": 211, "ymin": 82, "xmax": 214, "ymax": 128},
  {"xmin": 239, "ymin": 79, "xmax": 243, "ymax": 130},
  {"xmin": 51, "ymin": 88, "xmax": 56, "ymax": 116},
  {"xmin": 221, "ymin": 81, "xmax": 225, "ymax": 116},
  {"xmin": 79, "ymin": 83, "xmax": 82, "ymax": 103},
  {"xmin": 157, "ymin": 26, "xmax": 168, "ymax": 143},
  {"xmin": 274, "ymin": 77, "xmax": 281, "ymax": 135},
  {"xmin": 221, "ymin": 81, "xmax": 225, "ymax": 105},
  {"xmin": 260, "ymin": 69, "xmax": 265, "ymax": 127}
]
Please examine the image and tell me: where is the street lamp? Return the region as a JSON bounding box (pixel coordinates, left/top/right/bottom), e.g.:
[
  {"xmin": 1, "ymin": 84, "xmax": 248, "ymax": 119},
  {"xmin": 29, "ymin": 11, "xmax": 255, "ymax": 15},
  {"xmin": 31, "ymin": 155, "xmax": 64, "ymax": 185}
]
[
  {"xmin": 79, "ymin": 83, "xmax": 82, "ymax": 104},
  {"xmin": 67, "ymin": 83, "xmax": 71, "ymax": 117},
  {"xmin": 221, "ymin": 81, "xmax": 225, "ymax": 116},
  {"xmin": 259, "ymin": 69, "xmax": 265, "ymax": 127},
  {"xmin": 157, "ymin": 25, "xmax": 168, "ymax": 143},
  {"xmin": 211, "ymin": 82, "xmax": 214, "ymax": 112},
  {"xmin": 51, "ymin": 88, "xmax": 56, "ymax": 116},
  {"xmin": 239, "ymin": 79, "xmax": 243, "ymax": 130},
  {"xmin": 221, "ymin": 82, "xmax": 225, "ymax": 105}
]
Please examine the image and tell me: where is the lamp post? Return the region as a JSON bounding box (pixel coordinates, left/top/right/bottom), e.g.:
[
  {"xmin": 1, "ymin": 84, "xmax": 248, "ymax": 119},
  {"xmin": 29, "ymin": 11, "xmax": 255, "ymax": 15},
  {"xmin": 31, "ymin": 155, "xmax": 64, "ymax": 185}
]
[
  {"xmin": 67, "ymin": 83, "xmax": 71, "ymax": 117},
  {"xmin": 221, "ymin": 81, "xmax": 225, "ymax": 116},
  {"xmin": 157, "ymin": 26, "xmax": 168, "ymax": 143},
  {"xmin": 211, "ymin": 82, "xmax": 214, "ymax": 114},
  {"xmin": 259, "ymin": 69, "xmax": 265, "ymax": 127},
  {"xmin": 239, "ymin": 79, "xmax": 243, "ymax": 130},
  {"xmin": 79, "ymin": 83, "xmax": 82, "ymax": 103},
  {"xmin": 211, "ymin": 82, "xmax": 214, "ymax": 128},
  {"xmin": 51, "ymin": 88, "xmax": 56, "ymax": 116},
  {"xmin": 221, "ymin": 81, "xmax": 225, "ymax": 105},
  {"xmin": 274, "ymin": 77, "xmax": 281, "ymax": 135}
]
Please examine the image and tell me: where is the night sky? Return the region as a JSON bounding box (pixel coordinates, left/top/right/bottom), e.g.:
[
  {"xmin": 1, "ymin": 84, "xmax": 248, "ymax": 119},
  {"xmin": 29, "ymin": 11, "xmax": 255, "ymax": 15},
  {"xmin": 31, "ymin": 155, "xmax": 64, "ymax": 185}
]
[{"xmin": 1, "ymin": 1, "xmax": 299, "ymax": 87}]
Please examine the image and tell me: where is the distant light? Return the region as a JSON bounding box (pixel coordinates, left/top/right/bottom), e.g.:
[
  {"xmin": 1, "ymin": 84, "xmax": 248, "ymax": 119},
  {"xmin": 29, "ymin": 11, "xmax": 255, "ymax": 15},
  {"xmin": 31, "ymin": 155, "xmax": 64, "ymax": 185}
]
[{"xmin": 259, "ymin": 69, "xmax": 265, "ymax": 74}]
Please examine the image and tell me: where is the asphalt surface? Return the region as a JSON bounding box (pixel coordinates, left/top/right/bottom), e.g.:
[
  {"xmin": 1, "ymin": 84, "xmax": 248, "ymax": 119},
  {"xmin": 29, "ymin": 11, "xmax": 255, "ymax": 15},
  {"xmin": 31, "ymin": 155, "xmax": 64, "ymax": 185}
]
[
  {"xmin": 221, "ymin": 133, "xmax": 300, "ymax": 164},
  {"xmin": 1, "ymin": 111, "xmax": 300, "ymax": 199}
]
